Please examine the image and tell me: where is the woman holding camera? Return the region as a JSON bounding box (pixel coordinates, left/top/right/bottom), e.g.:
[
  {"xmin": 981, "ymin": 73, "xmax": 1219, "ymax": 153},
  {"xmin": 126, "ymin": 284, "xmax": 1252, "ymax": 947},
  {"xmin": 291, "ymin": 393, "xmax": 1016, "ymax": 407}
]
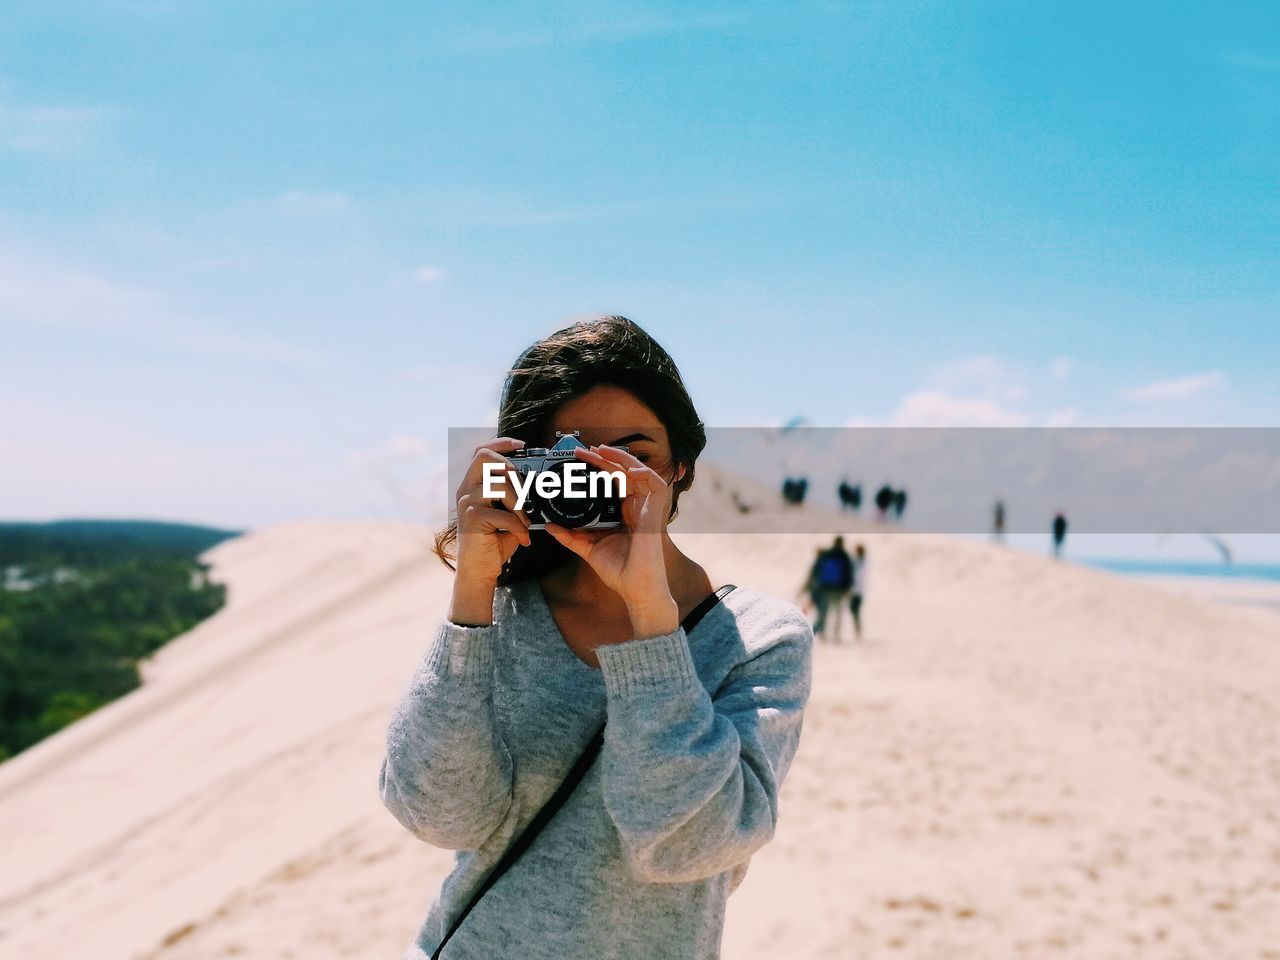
[{"xmin": 378, "ymin": 316, "xmax": 813, "ymax": 959}]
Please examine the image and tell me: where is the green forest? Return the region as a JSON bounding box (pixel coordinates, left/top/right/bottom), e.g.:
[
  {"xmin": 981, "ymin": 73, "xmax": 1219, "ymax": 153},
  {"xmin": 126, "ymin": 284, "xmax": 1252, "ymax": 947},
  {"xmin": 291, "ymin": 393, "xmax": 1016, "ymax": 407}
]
[{"xmin": 0, "ymin": 520, "xmax": 241, "ymax": 762}]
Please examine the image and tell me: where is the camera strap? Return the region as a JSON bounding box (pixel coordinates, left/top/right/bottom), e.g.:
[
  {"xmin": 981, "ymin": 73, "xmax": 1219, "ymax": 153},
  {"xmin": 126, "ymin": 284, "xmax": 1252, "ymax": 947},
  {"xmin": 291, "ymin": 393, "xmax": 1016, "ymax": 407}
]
[{"xmin": 431, "ymin": 583, "xmax": 737, "ymax": 959}]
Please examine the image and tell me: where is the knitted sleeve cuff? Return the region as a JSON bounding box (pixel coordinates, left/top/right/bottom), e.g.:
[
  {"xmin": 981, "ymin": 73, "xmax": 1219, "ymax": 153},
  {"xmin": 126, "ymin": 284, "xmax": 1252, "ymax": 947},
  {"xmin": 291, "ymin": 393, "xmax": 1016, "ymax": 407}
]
[
  {"xmin": 596, "ymin": 627, "xmax": 699, "ymax": 700},
  {"xmin": 422, "ymin": 620, "xmax": 496, "ymax": 682}
]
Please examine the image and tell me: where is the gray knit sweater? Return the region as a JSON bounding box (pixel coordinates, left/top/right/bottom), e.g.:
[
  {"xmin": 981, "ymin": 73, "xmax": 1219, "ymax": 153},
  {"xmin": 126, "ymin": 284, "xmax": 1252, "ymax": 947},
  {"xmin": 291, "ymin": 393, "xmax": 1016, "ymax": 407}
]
[{"xmin": 378, "ymin": 578, "xmax": 813, "ymax": 960}]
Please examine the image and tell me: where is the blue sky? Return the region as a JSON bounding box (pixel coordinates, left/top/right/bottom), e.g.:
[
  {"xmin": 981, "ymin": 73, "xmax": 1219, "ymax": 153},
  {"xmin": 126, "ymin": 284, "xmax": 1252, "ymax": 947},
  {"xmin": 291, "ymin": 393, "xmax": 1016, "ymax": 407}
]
[{"xmin": 1, "ymin": 1, "xmax": 1277, "ymax": 534}]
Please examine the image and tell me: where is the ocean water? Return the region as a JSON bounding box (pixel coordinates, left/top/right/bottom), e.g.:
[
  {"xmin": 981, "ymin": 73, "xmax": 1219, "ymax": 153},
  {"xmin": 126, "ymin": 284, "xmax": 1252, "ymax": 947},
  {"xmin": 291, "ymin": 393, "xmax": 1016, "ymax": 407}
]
[{"xmin": 1081, "ymin": 558, "xmax": 1280, "ymax": 582}]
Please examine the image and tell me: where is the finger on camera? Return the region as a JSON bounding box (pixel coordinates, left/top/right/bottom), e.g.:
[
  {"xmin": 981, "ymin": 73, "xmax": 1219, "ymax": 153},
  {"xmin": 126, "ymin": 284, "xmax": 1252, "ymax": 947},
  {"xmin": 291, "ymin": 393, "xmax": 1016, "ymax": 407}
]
[
  {"xmin": 585, "ymin": 445, "xmax": 662, "ymax": 489},
  {"xmin": 589, "ymin": 443, "xmax": 646, "ymax": 471},
  {"xmin": 543, "ymin": 522, "xmax": 597, "ymax": 556},
  {"xmin": 462, "ymin": 503, "xmax": 532, "ymax": 546},
  {"xmin": 459, "ymin": 437, "xmax": 525, "ymax": 490},
  {"xmin": 571, "ymin": 446, "xmax": 630, "ymax": 482},
  {"xmin": 473, "ymin": 436, "xmax": 526, "ymax": 456},
  {"xmin": 458, "ymin": 448, "xmax": 522, "ymax": 501},
  {"xmin": 463, "ymin": 446, "xmax": 520, "ymax": 484},
  {"xmin": 623, "ymin": 465, "xmax": 665, "ymax": 496},
  {"xmin": 459, "ymin": 496, "xmax": 523, "ymax": 529},
  {"xmin": 459, "ymin": 465, "xmax": 526, "ymax": 514},
  {"xmin": 457, "ymin": 489, "xmax": 527, "ymax": 523}
]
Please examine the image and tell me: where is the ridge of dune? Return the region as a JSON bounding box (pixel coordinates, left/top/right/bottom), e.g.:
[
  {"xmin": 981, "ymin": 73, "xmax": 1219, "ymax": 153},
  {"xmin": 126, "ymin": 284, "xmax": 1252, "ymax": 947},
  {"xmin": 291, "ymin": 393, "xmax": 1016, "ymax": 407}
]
[{"xmin": 1, "ymin": 469, "xmax": 1277, "ymax": 959}]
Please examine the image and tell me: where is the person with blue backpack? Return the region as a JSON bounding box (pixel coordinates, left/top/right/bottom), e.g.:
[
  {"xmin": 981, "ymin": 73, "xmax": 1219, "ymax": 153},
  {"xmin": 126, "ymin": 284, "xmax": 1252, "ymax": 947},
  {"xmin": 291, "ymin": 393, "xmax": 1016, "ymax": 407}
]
[{"xmin": 802, "ymin": 536, "xmax": 854, "ymax": 643}]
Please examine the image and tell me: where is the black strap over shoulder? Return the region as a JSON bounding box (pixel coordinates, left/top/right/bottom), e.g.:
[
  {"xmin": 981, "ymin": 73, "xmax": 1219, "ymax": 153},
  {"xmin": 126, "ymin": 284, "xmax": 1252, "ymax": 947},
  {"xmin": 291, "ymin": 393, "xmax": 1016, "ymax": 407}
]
[
  {"xmin": 431, "ymin": 584, "xmax": 737, "ymax": 959},
  {"xmin": 682, "ymin": 582, "xmax": 738, "ymax": 637}
]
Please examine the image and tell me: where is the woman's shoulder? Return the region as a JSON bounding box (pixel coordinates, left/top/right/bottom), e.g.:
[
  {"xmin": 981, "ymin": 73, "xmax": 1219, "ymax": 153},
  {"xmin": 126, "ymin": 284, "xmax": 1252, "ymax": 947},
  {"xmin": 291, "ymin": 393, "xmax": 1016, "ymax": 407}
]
[
  {"xmin": 718, "ymin": 584, "xmax": 811, "ymax": 630},
  {"xmin": 711, "ymin": 585, "xmax": 814, "ymax": 659}
]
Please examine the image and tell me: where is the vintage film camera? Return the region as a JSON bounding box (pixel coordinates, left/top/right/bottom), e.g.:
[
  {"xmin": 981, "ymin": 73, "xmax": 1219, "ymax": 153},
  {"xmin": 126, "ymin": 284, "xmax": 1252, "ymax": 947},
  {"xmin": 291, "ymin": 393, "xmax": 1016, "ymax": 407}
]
[{"xmin": 506, "ymin": 431, "xmax": 626, "ymax": 530}]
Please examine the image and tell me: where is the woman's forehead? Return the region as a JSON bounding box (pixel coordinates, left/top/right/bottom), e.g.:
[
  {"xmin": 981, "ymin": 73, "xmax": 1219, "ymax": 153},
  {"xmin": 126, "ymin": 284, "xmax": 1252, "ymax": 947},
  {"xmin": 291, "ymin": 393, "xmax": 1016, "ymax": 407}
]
[
  {"xmin": 543, "ymin": 424, "xmax": 666, "ymax": 448},
  {"xmin": 547, "ymin": 387, "xmax": 668, "ymax": 445}
]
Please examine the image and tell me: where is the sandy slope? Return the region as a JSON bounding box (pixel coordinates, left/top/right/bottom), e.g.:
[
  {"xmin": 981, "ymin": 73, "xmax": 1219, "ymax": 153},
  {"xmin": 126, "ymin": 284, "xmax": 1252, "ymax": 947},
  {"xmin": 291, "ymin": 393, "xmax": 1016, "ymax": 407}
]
[{"xmin": 1, "ymin": 471, "xmax": 1277, "ymax": 959}]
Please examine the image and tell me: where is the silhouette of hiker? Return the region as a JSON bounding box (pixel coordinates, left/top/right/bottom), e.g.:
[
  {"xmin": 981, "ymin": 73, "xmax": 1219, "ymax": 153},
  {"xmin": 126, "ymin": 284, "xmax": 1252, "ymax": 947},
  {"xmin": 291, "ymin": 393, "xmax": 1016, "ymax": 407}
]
[
  {"xmin": 992, "ymin": 499, "xmax": 1005, "ymax": 544},
  {"xmin": 838, "ymin": 480, "xmax": 863, "ymax": 512},
  {"xmin": 1052, "ymin": 511, "xmax": 1068, "ymax": 558},
  {"xmin": 892, "ymin": 489, "xmax": 907, "ymax": 521},
  {"xmin": 874, "ymin": 484, "xmax": 894, "ymax": 520},
  {"xmin": 782, "ymin": 476, "xmax": 809, "ymax": 506},
  {"xmin": 802, "ymin": 536, "xmax": 854, "ymax": 643},
  {"xmin": 849, "ymin": 543, "xmax": 868, "ymax": 641},
  {"xmin": 838, "ymin": 480, "xmax": 855, "ymax": 511}
]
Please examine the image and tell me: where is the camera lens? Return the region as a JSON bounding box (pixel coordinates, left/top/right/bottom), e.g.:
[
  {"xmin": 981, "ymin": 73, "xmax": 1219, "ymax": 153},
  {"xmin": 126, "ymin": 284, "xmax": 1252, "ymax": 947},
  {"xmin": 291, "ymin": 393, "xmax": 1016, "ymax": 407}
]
[{"xmin": 538, "ymin": 461, "xmax": 602, "ymax": 528}]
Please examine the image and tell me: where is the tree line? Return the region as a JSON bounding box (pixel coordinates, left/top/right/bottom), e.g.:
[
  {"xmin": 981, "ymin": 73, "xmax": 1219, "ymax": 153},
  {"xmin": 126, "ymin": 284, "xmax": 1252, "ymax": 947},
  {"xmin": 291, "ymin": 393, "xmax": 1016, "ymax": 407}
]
[{"xmin": 0, "ymin": 520, "xmax": 239, "ymax": 761}]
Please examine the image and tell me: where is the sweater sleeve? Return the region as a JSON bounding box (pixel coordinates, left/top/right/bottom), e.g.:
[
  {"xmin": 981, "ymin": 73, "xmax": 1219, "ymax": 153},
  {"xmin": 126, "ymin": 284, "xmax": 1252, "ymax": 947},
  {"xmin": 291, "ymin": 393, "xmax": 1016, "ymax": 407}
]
[
  {"xmin": 595, "ymin": 606, "xmax": 813, "ymax": 884},
  {"xmin": 377, "ymin": 619, "xmax": 515, "ymax": 851}
]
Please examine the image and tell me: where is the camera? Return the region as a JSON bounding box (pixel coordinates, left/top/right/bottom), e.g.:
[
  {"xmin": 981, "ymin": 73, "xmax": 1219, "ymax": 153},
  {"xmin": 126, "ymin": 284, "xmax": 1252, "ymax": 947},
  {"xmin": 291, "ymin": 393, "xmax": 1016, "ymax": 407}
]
[{"xmin": 507, "ymin": 431, "xmax": 626, "ymax": 530}]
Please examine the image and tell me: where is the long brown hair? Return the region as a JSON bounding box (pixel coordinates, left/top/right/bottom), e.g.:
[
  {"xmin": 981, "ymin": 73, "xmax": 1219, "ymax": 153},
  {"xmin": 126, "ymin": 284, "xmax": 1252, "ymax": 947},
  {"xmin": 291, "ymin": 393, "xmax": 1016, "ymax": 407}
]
[{"xmin": 434, "ymin": 315, "xmax": 706, "ymax": 584}]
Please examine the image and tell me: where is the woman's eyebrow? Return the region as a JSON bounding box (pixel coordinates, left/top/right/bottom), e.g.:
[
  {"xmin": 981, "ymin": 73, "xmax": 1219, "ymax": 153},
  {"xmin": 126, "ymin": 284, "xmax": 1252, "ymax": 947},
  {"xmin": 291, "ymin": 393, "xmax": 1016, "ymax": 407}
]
[{"xmin": 607, "ymin": 432, "xmax": 655, "ymax": 446}]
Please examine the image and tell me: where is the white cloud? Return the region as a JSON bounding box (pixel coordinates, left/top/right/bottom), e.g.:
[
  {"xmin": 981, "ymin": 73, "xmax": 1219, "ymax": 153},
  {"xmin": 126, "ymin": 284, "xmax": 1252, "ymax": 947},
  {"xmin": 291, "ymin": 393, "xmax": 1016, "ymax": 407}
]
[
  {"xmin": 277, "ymin": 189, "xmax": 351, "ymax": 214},
  {"xmin": 1049, "ymin": 356, "xmax": 1074, "ymax": 381},
  {"xmin": 888, "ymin": 390, "xmax": 1031, "ymax": 427},
  {"xmin": 928, "ymin": 354, "xmax": 1027, "ymax": 404},
  {"xmin": 0, "ymin": 96, "xmax": 110, "ymax": 154},
  {"xmin": 848, "ymin": 393, "xmax": 1073, "ymax": 428},
  {"xmin": 1122, "ymin": 370, "xmax": 1226, "ymax": 403},
  {"xmin": 412, "ymin": 265, "xmax": 447, "ymax": 284},
  {"xmin": 848, "ymin": 354, "xmax": 1096, "ymax": 428}
]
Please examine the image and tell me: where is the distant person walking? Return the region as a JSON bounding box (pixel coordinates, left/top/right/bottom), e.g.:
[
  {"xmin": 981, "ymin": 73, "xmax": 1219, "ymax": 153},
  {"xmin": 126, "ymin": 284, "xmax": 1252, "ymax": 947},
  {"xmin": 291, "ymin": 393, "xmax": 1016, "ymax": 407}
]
[
  {"xmin": 782, "ymin": 476, "xmax": 809, "ymax": 506},
  {"xmin": 874, "ymin": 484, "xmax": 894, "ymax": 521},
  {"xmin": 892, "ymin": 489, "xmax": 907, "ymax": 521},
  {"xmin": 1052, "ymin": 511, "xmax": 1068, "ymax": 558},
  {"xmin": 992, "ymin": 499, "xmax": 1005, "ymax": 544},
  {"xmin": 838, "ymin": 480, "xmax": 862, "ymax": 512},
  {"xmin": 849, "ymin": 543, "xmax": 868, "ymax": 641},
  {"xmin": 802, "ymin": 536, "xmax": 854, "ymax": 643}
]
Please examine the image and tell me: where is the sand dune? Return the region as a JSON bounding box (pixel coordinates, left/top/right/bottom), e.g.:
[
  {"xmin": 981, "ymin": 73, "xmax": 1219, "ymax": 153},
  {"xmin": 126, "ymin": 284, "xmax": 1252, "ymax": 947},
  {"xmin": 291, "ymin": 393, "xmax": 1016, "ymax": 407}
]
[{"xmin": 1, "ymin": 468, "xmax": 1278, "ymax": 958}]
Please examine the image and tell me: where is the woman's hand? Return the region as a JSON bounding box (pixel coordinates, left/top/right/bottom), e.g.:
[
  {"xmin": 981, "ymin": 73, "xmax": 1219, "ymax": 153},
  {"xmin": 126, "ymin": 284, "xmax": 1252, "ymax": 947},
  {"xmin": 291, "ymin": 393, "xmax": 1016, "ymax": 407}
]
[
  {"xmin": 449, "ymin": 437, "xmax": 532, "ymax": 625},
  {"xmin": 544, "ymin": 444, "xmax": 679, "ymax": 638}
]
